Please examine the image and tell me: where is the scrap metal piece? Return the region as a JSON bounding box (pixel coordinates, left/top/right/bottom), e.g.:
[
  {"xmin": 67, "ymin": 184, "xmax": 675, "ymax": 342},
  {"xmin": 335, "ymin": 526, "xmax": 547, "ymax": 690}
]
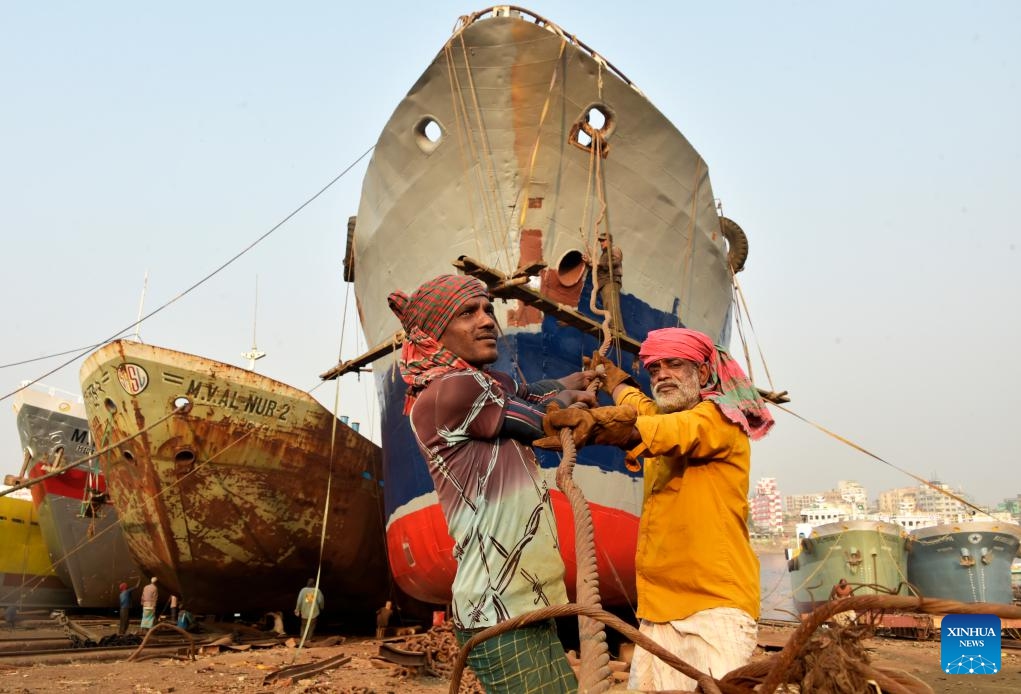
[
  {"xmin": 261, "ymin": 652, "xmax": 352, "ymax": 685},
  {"xmin": 376, "ymin": 642, "xmax": 428, "ymax": 668},
  {"xmin": 53, "ymin": 610, "xmax": 103, "ymax": 647}
]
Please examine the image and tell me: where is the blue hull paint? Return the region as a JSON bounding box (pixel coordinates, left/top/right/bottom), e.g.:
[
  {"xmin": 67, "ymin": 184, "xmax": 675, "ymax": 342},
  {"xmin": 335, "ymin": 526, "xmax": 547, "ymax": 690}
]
[
  {"xmin": 379, "ymin": 282, "xmax": 729, "ymax": 518},
  {"xmin": 907, "ymin": 525, "xmax": 1021, "ymax": 605}
]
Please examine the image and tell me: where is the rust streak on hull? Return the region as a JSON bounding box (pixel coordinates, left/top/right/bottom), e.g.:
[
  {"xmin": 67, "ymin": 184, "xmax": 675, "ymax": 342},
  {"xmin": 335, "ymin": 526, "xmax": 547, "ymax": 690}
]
[{"xmin": 79, "ymin": 340, "xmax": 393, "ymax": 618}]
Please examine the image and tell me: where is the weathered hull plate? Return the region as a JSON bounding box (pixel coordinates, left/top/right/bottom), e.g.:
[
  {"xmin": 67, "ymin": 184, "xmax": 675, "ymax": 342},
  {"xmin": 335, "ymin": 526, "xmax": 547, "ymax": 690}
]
[
  {"xmin": 14, "ymin": 387, "xmax": 141, "ymax": 607},
  {"xmin": 79, "ymin": 340, "xmax": 392, "ymax": 618},
  {"xmin": 0, "ymin": 492, "xmax": 76, "ymax": 609}
]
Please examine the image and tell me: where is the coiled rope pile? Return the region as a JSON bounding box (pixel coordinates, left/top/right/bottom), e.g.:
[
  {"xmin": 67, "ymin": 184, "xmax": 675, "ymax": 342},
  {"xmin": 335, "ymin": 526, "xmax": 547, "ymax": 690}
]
[{"xmin": 448, "ymin": 596, "xmax": 1021, "ymax": 693}]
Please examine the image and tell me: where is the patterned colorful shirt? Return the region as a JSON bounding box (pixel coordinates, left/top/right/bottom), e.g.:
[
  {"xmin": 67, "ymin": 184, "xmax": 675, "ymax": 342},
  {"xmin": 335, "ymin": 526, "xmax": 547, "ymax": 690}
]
[{"xmin": 410, "ymin": 369, "xmax": 568, "ymax": 629}]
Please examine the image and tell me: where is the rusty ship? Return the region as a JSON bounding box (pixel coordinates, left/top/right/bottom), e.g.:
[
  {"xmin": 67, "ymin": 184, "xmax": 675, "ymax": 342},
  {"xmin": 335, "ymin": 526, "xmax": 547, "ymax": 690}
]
[
  {"xmin": 78, "ymin": 339, "xmax": 392, "ymax": 619},
  {"xmin": 0, "ymin": 486, "xmax": 75, "ymax": 609},
  {"xmin": 10, "ymin": 384, "xmax": 142, "ymax": 608},
  {"xmin": 346, "ymin": 7, "xmax": 752, "ymax": 607}
]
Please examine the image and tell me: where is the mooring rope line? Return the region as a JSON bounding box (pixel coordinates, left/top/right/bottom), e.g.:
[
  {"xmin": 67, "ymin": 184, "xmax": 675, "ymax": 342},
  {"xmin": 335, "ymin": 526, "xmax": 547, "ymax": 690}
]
[
  {"xmin": 0, "ymin": 145, "xmax": 375, "ymax": 402},
  {"xmin": 13, "ymin": 408, "xmax": 263, "ymax": 606},
  {"xmin": 772, "ymin": 402, "xmax": 994, "ymax": 519},
  {"xmin": 0, "ymin": 405, "xmax": 187, "ymax": 500}
]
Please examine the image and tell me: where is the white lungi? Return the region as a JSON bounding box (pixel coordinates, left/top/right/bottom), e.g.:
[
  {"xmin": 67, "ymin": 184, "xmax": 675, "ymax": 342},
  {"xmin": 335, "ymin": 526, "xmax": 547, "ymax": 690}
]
[{"xmin": 628, "ymin": 607, "xmax": 758, "ymax": 691}]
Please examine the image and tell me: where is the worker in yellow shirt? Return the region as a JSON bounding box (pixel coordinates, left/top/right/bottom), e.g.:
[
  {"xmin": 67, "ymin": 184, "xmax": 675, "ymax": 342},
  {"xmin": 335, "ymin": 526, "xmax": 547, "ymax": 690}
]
[{"xmin": 541, "ymin": 327, "xmax": 774, "ymax": 691}]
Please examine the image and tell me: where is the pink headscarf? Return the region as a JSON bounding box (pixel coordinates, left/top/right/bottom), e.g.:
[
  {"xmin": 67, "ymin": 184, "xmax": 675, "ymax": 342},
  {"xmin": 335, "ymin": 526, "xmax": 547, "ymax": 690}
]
[
  {"xmin": 387, "ymin": 274, "xmax": 491, "ymax": 413},
  {"xmin": 639, "ymin": 328, "xmax": 774, "ymax": 440}
]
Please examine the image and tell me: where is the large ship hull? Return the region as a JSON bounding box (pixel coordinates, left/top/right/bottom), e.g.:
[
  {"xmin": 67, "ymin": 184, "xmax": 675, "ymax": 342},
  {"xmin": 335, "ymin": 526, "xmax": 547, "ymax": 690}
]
[
  {"xmin": 907, "ymin": 521, "xmax": 1021, "ymax": 604},
  {"xmin": 79, "ymin": 340, "xmax": 393, "ymax": 620},
  {"xmin": 13, "ymin": 386, "xmax": 141, "ymax": 607},
  {"xmin": 353, "ymin": 8, "xmax": 738, "ymax": 606},
  {"xmin": 787, "ymin": 520, "xmax": 909, "ymax": 613},
  {"xmin": 0, "ymin": 490, "xmax": 76, "ymax": 609}
]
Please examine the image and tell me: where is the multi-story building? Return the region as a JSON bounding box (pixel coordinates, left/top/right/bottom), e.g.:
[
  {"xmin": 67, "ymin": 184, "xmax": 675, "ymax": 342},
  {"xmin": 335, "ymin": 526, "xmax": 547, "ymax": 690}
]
[
  {"xmin": 877, "ymin": 487, "xmax": 918, "ymax": 515},
  {"xmin": 837, "ymin": 480, "xmax": 868, "ymax": 509},
  {"xmin": 784, "ymin": 494, "xmax": 818, "ymax": 519},
  {"xmin": 996, "ymin": 495, "xmax": 1021, "ymax": 518},
  {"xmin": 915, "ymin": 480, "xmax": 970, "ymax": 519},
  {"xmin": 750, "ymin": 477, "xmax": 784, "ymax": 535}
]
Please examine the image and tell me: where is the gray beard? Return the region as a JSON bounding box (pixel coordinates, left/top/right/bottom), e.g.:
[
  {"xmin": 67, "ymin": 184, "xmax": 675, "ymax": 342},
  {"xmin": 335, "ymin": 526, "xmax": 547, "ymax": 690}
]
[{"xmin": 652, "ymin": 375, "xmax": 701, "ymax": 413}]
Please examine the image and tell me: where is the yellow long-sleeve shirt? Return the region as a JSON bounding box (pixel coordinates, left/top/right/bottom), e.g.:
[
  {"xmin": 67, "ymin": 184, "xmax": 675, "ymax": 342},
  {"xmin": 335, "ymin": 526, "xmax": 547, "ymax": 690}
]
[{"xmin": 615, "ymin": 385, "xmax": 760, "ymax": 622}]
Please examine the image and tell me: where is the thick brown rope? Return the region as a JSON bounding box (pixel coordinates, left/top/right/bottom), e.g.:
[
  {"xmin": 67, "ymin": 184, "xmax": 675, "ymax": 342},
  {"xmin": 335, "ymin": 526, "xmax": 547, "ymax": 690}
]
[
  {"xmin": 555, "ymin": 428, "xmax": 612, "ymax": 693},
  {"xmin": 447, "ymin": 604, "xmax": 721, "ymax": 694},
  {"xmin": 755, "ymin": 595, "xmax": 1021, "ymax": 694},
  {"xmin": 448, "ymin": 595, "xmax": 1021, "ymax": 693}
]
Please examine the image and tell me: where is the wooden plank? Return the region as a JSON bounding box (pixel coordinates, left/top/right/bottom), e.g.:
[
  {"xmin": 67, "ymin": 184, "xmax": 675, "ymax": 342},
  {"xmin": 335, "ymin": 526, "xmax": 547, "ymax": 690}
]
[
  {"xmin": 319, "ymin": 255, "xmax": 789, "ymax": 404},
  {"xmin": 452, "ymin": 256, "xmax": 638, "ymax": 351}
]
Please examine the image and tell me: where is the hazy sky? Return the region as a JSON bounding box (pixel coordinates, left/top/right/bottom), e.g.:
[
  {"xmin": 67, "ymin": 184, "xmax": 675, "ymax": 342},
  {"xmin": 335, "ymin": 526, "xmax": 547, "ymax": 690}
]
[{"xmin": 2, "ymin": 2, "xmax": 1018, "ymax": 506}]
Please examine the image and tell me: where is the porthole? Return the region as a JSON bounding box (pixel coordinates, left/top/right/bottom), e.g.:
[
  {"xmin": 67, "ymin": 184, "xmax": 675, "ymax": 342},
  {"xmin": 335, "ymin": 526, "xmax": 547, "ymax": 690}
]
[
  {"xmin": 569, "ymin": 103, "xmax": 616, "ymax": 155},
  {"xmin": 414, "ymin": 116, "xmax": 444, "ymax": 154}
]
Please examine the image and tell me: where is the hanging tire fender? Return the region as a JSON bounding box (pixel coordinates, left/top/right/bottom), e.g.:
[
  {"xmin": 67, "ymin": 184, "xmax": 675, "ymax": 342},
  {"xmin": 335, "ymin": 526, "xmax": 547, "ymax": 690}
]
[
  {"xmin": 800, "ymin": 537, "xmax": 815, "ymax": 555},
  {"xmin": 719, "ymin": 216, "xmax": 749, "ymax": 273}
]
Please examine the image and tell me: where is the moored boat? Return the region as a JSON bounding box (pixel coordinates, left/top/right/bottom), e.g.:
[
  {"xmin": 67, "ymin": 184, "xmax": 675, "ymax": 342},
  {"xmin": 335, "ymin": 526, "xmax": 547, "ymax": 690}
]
[
  {"xmin": 787, "ymin": 519, "xmax": 910, "ymax": 612},
  {"xmin": 11, "ymin": 384, "xmax": 141, "ymax": 607},
  {"xmin": 79, "ymin": 339, "xmax": 395, "ymax": 620},
  {"xmin": 349, "ymin": 7, "xmax": 748, "ymax": 607},
  {"xmin": 907, "ymin": 521, "xmax": 1021, "ymax": 604},
  {"xmin": 0, "ymin": 487, "xmax": 76, "ymax": 609}
]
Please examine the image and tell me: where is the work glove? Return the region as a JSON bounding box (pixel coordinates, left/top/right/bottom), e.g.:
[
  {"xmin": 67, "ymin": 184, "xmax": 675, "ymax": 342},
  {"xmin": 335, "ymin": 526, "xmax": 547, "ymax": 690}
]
[
  {"xmin": 589, "ymin": 404, "xmax": 640, "ymax": 447},
  {"xmin": 534, "ymin": 402, "xmax": 595, "ymax": 450},
  {"xmin": 583, "ymin": 352, "xmax": 637, "ymax": 395},
  {"xmin": 534, "ymin": 402, "xmax": 638, "ymax": 450}
]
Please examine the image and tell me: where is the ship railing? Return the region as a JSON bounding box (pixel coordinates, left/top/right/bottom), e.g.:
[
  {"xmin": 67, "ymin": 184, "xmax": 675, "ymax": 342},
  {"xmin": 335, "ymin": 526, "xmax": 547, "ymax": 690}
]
[{"xmin": 453, "ymin": 6, "xmax": 643, "ymax": 97}]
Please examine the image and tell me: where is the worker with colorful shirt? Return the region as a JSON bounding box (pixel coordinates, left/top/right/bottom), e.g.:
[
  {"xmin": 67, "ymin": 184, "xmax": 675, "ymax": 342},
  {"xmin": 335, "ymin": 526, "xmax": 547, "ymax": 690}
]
[{"xmin": 387, "ymin": 273, "xmax": 596, "ymax": 693}]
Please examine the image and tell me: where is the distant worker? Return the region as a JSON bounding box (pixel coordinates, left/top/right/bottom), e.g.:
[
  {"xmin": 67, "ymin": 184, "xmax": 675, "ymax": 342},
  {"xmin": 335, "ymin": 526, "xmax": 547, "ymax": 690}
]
[
  {"xmin": 584, "ymin": 231, "xmax": 624, "ymax": 334},
  {"xmin": 117, "ymin": 581, "xmax": 138, "ymax": 635},
  {"xmin": 294, "ymin": 579, "xmax": 324, "ymax": 638},
  {"xmin": 829, "ymin": 578, "xmax": 857, "ymax": 627},
  {"xmin": 176, "ymin": 604, "xmax": 195, "ymax": 631},
  {"xmin": 5, "ymin": 604, "xmax": 17, "ymax": 632},
  {"xmin": 388, "ymin": 273, "xmax": 596, "ymax": 693},
  {"xmin": 375, "ymin": 600, "xmax": 393, "ymax": 639},
  {"xmin": 829, "ymin": 578, "xmax": 853, "ymax": 601},
  {"xmin": 140, "ymin": 577, "xmax": 159, "ymax": 631},
  {"xmin": 542, "ymin": 327, "xmax": 774, "ymax": 691},
  {"xmin": 169, "ymin": 594, "xmax": 179, "ymax": 624}
]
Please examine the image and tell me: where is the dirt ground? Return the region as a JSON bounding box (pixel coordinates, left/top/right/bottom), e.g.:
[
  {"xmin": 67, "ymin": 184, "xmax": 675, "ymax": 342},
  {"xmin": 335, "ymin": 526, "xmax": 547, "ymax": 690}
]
[{"xmin": 1, "ymin": 622, "xmax": 1019, "ymax": 693}]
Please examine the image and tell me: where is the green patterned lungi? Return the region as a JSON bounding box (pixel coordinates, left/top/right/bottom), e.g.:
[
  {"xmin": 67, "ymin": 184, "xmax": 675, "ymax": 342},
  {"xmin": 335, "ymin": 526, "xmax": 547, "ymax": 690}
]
[{"xmin": 455, "ymin": 619, "xmax": 577, "ymax": 694}]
